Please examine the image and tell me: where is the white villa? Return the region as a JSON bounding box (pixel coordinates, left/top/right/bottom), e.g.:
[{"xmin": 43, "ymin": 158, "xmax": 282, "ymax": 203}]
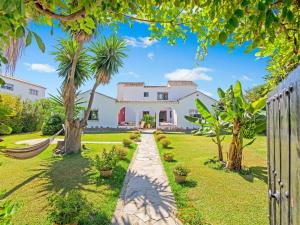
[
  {"xmin": 0, "ymin": 74, "xmax": 46, "ymax": 101},
  {"xmin": 79, "ymin": 81, "xmax": 216, "ymax": 130}
]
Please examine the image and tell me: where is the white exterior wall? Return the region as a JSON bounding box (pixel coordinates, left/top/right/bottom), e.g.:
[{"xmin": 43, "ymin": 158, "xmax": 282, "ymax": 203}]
[
  {"xmin": 79, "ymin": 91, "xmax": 118, "ymax": 128},
  {"xmin": 79, "ymin": 86, "xmax": 217, "ymax": 130},
  {"xmin": 174, "ymin": 92, "xmax": 216, "ymax": 129},
  {"xmin": 117, "ymin": 84, "xmax": 197, "ymax": 101},
  {"xmin": 0, "ymin": 75, "xmax": 46, "ymax": 101}
]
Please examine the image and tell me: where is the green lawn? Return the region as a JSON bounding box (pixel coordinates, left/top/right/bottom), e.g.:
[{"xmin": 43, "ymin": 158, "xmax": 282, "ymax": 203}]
[
  {"xmin": 0, "ymin": 132, "xmax": 135, "ymax": 225},
  {"xmin": 157, "ymin": 133, "xmax": 268, "ymax": 225}
]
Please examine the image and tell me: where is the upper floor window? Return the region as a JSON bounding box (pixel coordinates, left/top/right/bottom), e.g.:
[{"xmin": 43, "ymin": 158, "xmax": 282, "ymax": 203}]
[
  {"xmin": 88, "ymin": 110, "xmax": 99, "ymax": 121},
  {"xmin": 144, "ymin": 92, "xmax": 149, "ymax": 97},
  {"xmin": 29, "ymin": 89, "xmax": 38, "ymax": 96},
  {"xmin": 157, "ymin": 92, "xmax": 168, "ymax": 100},
  {"xmin": 1, "ymin": 83, "xmax": 14, "ymax": 91}
]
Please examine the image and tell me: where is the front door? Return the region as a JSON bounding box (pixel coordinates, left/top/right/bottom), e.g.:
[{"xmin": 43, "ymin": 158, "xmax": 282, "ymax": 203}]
[{"xmin": 159, "ymin": 111, "xmax": 167, "ymax": 122}]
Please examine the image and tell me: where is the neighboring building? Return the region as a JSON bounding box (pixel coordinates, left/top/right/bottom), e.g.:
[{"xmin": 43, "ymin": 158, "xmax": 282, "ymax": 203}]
[
  {"xmin": 79, "ymin": 81, "xmax": 217, "ymax": 130},
  {"xmin": 0, "ymin": 74, "xmax": 46, "ymax": 101}
]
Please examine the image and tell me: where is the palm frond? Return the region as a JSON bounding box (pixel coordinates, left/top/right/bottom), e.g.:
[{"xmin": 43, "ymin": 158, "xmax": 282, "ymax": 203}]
[
  {"xmin": 89, "ymin": 35, "xmax": 127, "ymax": 85},
  {"xmin": 51, "ymin": 39, "xmax": 91, "ymax": 89}
]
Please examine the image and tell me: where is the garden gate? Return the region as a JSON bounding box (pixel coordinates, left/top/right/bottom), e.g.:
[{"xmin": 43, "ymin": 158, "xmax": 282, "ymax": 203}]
[{"xmin": 267, "ymin": 66, "xmax": 300, "ymax": 225}]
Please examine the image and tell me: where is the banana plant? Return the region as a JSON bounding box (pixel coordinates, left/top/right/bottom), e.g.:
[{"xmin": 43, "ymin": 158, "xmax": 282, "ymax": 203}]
[
  {"xmin": 218, "ymin": 81, "xmax": 266, "ymax": 170},
  {"xmin": 185, "ymin": 99, "xmax": 228, "ymax": 162}
]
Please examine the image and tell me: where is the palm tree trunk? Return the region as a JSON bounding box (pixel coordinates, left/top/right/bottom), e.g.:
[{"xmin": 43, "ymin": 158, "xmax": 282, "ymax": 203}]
[
  {"xmin": 64, "ymin": 40, "xmax": 84, "ymax": 153},
  {"xmin": 80, "ymin": 79, "xmax": 101, "ymax": 127}
]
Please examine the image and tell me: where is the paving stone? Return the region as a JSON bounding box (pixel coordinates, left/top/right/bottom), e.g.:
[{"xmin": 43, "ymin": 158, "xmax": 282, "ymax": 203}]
[{"xmin": 112, "ymin": 133, "xmax": 182, "ymax": 225}]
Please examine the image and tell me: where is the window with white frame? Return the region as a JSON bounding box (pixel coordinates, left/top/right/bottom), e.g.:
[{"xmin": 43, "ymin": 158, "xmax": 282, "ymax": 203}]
[
  {"xmin": 88, "ymin": 110, "xmax": 99, "ymax": 120},
  {"xmin": 189, "ymin": 109, "xmax": 202, "ymax": 118},
  {"xmin": 1, "ymin": 83, "xmax": 14, "ymax": 91},
  {"xmin": 29, "ymin": 89, "xmax": 39, "ymax": 96},
  {"xmin": 144, "ymin": 92, "xmax": 149, "ymax": 97},
  {"xmin": 157, "ymin": 92, "xmax": 168, "ymax": 100}
]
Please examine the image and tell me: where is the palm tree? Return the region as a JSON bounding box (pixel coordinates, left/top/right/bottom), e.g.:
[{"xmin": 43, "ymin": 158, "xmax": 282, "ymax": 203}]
[
  {"xmin": 52, "ymin": 35, "xmax": 126, "ymax": 153},
  {"xmin": 82, "ymin": 35, "xmax": 127, "ymax": 124}
]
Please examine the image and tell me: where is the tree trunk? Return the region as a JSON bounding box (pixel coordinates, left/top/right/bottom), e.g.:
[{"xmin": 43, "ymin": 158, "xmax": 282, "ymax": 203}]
[
  {"xmin": 64, "ymin": 119, "xmax": 82, "ymax": 154},
  {"xmin": 226, "ymin": 117, "xmax": 243, "ymax": 170},
  {"xmin": 63, "ymin": 40, "xmax": 84, "ymax": 153}
]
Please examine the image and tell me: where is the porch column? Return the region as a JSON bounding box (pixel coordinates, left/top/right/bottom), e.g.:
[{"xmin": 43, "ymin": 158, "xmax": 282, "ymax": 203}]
[
  {"xmin": 135, "ymin": 110, "xmax": 139, "ymax": 128},
  {"xmin": 173, "ymin": 109, "xmax": 177, "ymax": 126},
  {"xmin": 155, "ymin": 110, "xmax": 160, "ymax": 128}
]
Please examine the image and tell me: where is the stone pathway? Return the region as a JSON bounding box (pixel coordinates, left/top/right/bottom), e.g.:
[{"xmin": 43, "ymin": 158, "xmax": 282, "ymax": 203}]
[
  {"xmin": 112, "ymin": 133, "xmax": 181, "ymax": 225},
  {"xmin": 16, "ymin": 138, "xmax": 121, "ymax": 145}
]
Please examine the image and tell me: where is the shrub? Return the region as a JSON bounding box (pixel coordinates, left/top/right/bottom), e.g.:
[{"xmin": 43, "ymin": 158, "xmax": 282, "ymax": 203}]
[
  {"xmin": 163, "ymin": 151, "xmax": 174, "ymax": 162},
  {"xmin": 42, "ymin": 114, "xmax": 64, "ymax": 135},
  {"xmin": 156, "ymin": 134, "xmax": 166, "ymax": 141},
  {"xmin": 173, "ymin": 164, "xmax": 191, "ymax": 176},
  {"xmin": 133, "ymin": 130, "xmax": 141, "ymax": 135},
  {"xmin": 95, "ymin": 148, "xmax": 119, "ymax": 171},
  {"xmin": 160, "ymin": 138, "xmax": 171, "ymax": 148},
  {"xmin": 48, "ymin": 190, "xmax": 89, "ymax": 225},
  {"xmin": 129, "ymin": 133, "xmax": 139, "ymax": 140},
  {"xmin": 123, "ymin": 138, "xmax": 132, "ymax": 147},
  {"xmin": 154, "ymin": 130, "xmax": 163, "ymax": 135},
  {"xmin": 114, "ymin": 146, "xmax": 128, "ymax": 160},
  {"xmin": 22, "ymin": 100, "xmax": 40, "ymax": 132},
  {"xmin": 0, "ymin": 191, "xmax": 20, "ymax": 225}
]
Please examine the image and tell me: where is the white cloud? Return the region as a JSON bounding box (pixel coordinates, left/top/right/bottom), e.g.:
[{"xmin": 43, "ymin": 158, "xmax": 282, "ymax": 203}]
[
  {"xmin": 124, "ymin": 36, "xmax": 158, "ymax": 48},
  {"xmin": 200, "ymin": 89, "xmax": 213, "ymax": 97},
  {"xmin": 24, "ymin": 63, "xmax": 55, "ymax": 73},
  {"xmin": 147, "ymin": 52, "xmax": 154, "ymax": 60},
  {"xmin": 164, "ymin": 67, "xmax": 213, "ymax": 81},
  {"xmin": 242, "ymin": 75, "xmax": 253, "ymax": 81}
]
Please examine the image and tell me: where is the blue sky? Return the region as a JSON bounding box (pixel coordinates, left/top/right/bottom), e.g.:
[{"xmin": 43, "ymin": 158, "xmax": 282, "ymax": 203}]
[{"xmin": 12, "ymin": 21, "xmax": 268, "ymax": 99}]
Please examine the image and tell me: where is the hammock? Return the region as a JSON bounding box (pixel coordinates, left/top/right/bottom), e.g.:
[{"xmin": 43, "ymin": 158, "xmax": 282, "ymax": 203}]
[{"xmin": 2, "ymin": 128, "xmax": 64, "ymax": 160}]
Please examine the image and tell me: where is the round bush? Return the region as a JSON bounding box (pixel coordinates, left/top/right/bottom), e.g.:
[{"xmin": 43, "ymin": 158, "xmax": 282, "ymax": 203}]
[
  {"xmin": 123, "ymin": 138, "xmax": 133, "ymax": 147},
  {"xmin": 129, "ymin": 133, "xmax": 139, "ymax": 140},
  {"xmin": 42, "ymin": 114, "xmax": 64, "ymax": 135},
  {"xmin": 160, "ymin": 138, "xmax": 171, "ymax": 148},
  {"xmin": 156, "ymin": 134, "xmax": 166, "ymax": 141}
]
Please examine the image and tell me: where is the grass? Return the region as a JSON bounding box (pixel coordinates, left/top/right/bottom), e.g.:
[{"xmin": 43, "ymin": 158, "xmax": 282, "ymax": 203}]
[
  {"xmin": 156, "ymin": 133, "xmax": 268, "ymax": 225},
  {"xmin": 0, "ymin": 131, "xmax": 135, "ymax": 225}
]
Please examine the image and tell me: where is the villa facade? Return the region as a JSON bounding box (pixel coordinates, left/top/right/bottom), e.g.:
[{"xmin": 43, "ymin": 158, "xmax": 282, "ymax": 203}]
[
  {"xmin": 79, "ymin": 81, "xmax": 216, "ymax": 130},
  {"xmin": 0, "ymin": 74, "xmax": 46, "ymax": 101}
]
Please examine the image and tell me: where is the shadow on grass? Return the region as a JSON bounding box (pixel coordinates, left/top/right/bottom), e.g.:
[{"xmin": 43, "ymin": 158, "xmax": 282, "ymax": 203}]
[
  {"xmin": 239, "ymin": 166, "xmax": 268, "ymax": 184},
  {"xmin": 37, "ymin": 153, "xmax": 96, "ymax": 195},
  {"xmin": 203, "ymin": 158, "xmax": 268, "ymax": 184},
  {"xmin": 1, "ymin": 171, "xmax": 45, "ymax": 199}
]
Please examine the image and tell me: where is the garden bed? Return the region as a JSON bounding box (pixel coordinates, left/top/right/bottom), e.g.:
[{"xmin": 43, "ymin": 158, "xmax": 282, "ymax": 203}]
[
  {"xmin": 0, "ymin": 132, "xmax": 136, "ymax": 225},
  {"xmin": 156, "ymin": 133, "xmax": 268, "ymax": 225}
]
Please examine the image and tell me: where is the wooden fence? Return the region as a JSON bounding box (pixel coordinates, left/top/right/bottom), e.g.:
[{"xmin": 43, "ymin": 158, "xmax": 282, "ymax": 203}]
[{"xmin": 267, "ymin": 65, "xmax": 300, "ymax": 225}]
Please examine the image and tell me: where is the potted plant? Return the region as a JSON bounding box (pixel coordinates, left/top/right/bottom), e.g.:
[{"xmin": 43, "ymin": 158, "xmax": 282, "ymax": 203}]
[
  {"xmin": 141, "ymin": 114, "xmax": 155, "ymax": 128},
  {"xmin": 115, "ymin": 146, "xmax": 128, "ymax": 160},
  {"xmin": 49, "ymin": 190, "xmax": 88, "ymax": 225},
  {"xmin": 173, "ymin": 164, "xmax": 191, "ymax": 183},
  {"xmin": 163, "ymin": 151, "xmax": 174, "ymax": 162},
  {"xmin": 95, "ymin": 148, "xmax": 119, "ymax": 178}
]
